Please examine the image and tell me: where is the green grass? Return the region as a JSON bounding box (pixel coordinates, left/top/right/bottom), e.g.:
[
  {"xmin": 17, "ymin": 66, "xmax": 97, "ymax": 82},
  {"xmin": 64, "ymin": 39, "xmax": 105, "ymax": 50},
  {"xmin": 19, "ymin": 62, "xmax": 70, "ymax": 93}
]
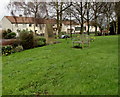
[{"xmin": 2, "ymin": 35, "xmax": 118, "ymax": 95}]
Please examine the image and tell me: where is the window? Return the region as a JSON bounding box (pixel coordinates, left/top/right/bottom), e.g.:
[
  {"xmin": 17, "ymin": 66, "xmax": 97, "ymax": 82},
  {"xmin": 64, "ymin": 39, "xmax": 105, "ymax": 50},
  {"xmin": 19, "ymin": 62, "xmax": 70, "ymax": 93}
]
[
  {"xmin": 75, "ymin": 27, "xmax": 81, "ymax": 31},
  {"xmin": 23, "ymin": 24, "xmax": 26, "ymax": 27},
  {"xmin": 35, "ymin": 30, "xmax": 37, "ymax": 32},
  {"xmin": 36, "ymin": 24, "xmax": 38, "ymax": 27},
  {"xmin": 75, "ymin": 27, "xmax": 86, "ymax": 31},
  {"xmin": 29, "ymin": 24, "xmax": 32, "ymax": 27}
]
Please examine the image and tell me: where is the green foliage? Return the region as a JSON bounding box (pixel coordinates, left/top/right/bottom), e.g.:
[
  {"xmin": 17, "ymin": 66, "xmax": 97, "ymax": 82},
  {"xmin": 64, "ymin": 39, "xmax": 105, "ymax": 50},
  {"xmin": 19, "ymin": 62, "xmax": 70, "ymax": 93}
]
[
  {"xmin": 60, "ymin": 31, "xmax": 66, "ymax": 35},
  {"xmin": 13, "ymin": 45, "xmax": 23, "ymax": 52},
  {"xmin": 2, "ymin": 45, "xmax": 24, "ymax": 56},
  {"xmin": 17, "ymin": 29, "xmax": 21, "ymax": 33},
  {"xmin": 2, "ymin": 30, "xmax": 7, "ymax": 38},
  {"xmin": 11, "ymin": 40, "xmax": 21, "ymax": 48},
  {"xmin": 90, "ymin": 36, "xmax": 96, "ymax": 42},
  {"xmin": 38, "ymin": 37, "xmax": 46, "ymax": 46},
  {"xmin": 2, "ymin": 29, "xmax": 16, "ymax": 39},
  {"xmin": 5, "ymin": 32, "xmax": 16, "ymax": 39},
  {"xmin": 19, "ymin": 30, "xmax": 34, "ymax": 50},
  {"xmin": 33, "ymin": 37, "xmax": 46, "ymax": 47},
  {"xmin": 2, "ymin": 45, "xmax": 13, "ymax": 56}
]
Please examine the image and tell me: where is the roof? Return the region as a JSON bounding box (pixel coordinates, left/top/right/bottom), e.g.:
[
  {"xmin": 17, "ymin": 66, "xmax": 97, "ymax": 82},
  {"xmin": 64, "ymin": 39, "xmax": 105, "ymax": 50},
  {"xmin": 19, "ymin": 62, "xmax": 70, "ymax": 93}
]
[
  {"xmin": 84, "ymin": 21, "xmax": 98, "ymax": 26},
  {"xmin": 63, "ymin": 20, "xmax": 79, "ymax": 25},
  {"xmin": 5, "ymin": 16, "xmax": 78, "ymax": 25},
  {"xmin": 5, "ymin": 16, "xmax": 56, "ymax": 24}
]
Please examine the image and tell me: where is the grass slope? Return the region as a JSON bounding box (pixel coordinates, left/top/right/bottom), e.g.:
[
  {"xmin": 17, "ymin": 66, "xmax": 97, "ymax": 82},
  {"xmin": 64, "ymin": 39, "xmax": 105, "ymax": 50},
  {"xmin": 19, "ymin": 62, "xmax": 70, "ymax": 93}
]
[{"xmin": 2, "ymin": 35, "xmax": 118, "ymax": 95}]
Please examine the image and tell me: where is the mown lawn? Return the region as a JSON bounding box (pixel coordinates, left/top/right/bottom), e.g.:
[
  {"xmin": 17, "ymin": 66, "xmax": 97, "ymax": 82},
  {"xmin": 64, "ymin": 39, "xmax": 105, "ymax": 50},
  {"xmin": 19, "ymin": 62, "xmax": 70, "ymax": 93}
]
[{"xmin": 2, "ymin": 35, "xmax": 118, "ymax": 95}]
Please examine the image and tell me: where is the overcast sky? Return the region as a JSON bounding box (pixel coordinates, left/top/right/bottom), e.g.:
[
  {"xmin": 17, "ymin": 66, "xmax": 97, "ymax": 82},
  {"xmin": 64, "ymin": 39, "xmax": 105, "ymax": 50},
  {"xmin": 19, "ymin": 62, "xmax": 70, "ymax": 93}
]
[
  {"xmin": 0, "ymin": 0, "xmax": 119, "ymax": 21},
  {"xmin": 0, "ymin": 0, "xmax": 10, "ymax": 20}
]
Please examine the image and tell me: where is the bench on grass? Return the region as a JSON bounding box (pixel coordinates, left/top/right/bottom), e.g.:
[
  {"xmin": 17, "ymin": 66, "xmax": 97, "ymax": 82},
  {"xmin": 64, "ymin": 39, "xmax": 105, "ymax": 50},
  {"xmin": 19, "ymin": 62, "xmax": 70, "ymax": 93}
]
[{"xmin": 72, "ymin": 34, "xmax": 90, "ymax": 48}]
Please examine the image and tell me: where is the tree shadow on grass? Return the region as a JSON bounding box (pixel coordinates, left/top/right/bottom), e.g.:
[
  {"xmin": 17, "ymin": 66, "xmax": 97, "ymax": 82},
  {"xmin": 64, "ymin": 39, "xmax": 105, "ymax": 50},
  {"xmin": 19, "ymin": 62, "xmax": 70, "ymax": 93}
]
[{"xmin": 72, "ymin": 46, "xmax": 82, "ymax": 49}]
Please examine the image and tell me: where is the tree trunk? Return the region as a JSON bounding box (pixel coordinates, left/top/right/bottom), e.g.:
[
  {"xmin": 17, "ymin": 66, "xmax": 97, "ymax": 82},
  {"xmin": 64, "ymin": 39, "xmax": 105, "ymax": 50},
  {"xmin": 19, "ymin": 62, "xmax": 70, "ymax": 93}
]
[
  {"xmin": 80, "ymin": 2, "xmax": 84, "ymax": 34},
  {"xmin": 33, "ymin": 5, "xmax": 38, "ymax": 35},
  {"xmin": 33, "ymin": 13, "xmax": 37, "ymax": 35},
  {"xmin": 87, "ymin": 21, "xmax": 90, "ymax": 35},
  {"xmin": 58, "ymin": 2, "xmax": 63, "ymax": 38},
  {"xmin": 70, "ymin": 11, "xmax": 72, "ymax": 38},
  {"xmin": 116, "ymin": 16, "xmax": 118, "ymax": 34},
  {"xmin": 113, "ymin": 21, "xmax": 116, "ymax": 34},
  {"xmin": 94, "ymin": 14, "xmax": 98, "ymax": 36},
  {"xmin": 86, "ymin": 17, "xmax": 90, "ymax": 35},
  {"xmin": 118, "ymin": 16, "xmax": 120, "ymax": 34},
  {"xmin": 87, "ymin": 2, "xmax": 90, "ymax": 35},
  {"xmin": 56, "ymin": 2, "xmax": 60, "ymax": 38}
]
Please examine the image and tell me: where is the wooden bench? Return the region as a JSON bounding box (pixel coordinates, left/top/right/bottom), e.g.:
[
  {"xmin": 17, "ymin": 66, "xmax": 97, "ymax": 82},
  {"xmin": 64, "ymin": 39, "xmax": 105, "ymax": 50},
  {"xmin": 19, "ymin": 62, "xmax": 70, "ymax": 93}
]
[{"xmin": 72, "ymin": 34, "xmax": 90, "ymax": 48}]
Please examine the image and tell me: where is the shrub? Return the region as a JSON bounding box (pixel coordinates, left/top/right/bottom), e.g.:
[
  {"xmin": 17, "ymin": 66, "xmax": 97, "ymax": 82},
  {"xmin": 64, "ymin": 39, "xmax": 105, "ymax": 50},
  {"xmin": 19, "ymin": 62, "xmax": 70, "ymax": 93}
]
[
  {"xmin": 2, "ymin": 29, "xmax": 16, "ymax": 39},
  {"xmin": 2, "ymin": 30, "xmax": 7, "ymax": 38},
  {"xmin": 33, "ymin": 37, "xmax": 46, "ymax": 47},
  {"xmin": 1, "ymin": 45, "xmax": 23, "ymax": 56},
  {"xmin": 37, "ymin": 37, "xmax": 46, "ymax": 46},
  {"xmin": 61, "ymin": 31, "xmax": 66, "ymax": 35},
  {"xmin": 5, "ymin": 32, "xmax": 16, "ymax": 39},
  {"xmin": 11, "ymin": 39, "xmax": 21, "ymax": 48},
  {"xmin": 13, "ymin": 45, "xmax": 23, "ymax": 52},
  {"xmin": 19, "ymin": 30, "xmax": 34, "ymax": 50},
  {"xmin": 2, "ymin": 45, "xmax": 13, "ymax": 56}
]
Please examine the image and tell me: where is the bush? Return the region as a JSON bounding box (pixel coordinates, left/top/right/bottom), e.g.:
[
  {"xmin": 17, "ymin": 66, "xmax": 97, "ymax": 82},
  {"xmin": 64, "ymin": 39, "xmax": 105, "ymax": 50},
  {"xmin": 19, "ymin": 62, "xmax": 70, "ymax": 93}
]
[
  {"xmin": 61, "ymin": 31, "xmax": 66, "ymax": 35},
  {"xmin": 2, "ymin": 29, "xmax": 16, "ymax": 39},
  {"xmin": 33, "ymin": 37, "xmax": 46, "ymax": 47},
  {"xmin": 11, "ymin": 39, "xmax": 21, "ymax": 48},
  {"xmin": 13, "ymin": 45, "xmax": 23, "ymax": 52},
  {"xmin": 1, "ymin": 45, "xmax": 23, "ymax": 56},
  {"xmin": 5, "ymin": 32, "xmax": 16, "ymax": 39},
  {"xmin": 2, "ymin": 45, "xmax": 13, "ymax": 56},
  {"xmin": 19, "ymin": 30, "xmax": 34, "ymax": 50},
  {"xmin": 37, "ymin": 37, "xmax": 46, "ymax": 46},
  {"xmin": 2, "ymin": 30, "xmax": 7, "ymax": 38}
]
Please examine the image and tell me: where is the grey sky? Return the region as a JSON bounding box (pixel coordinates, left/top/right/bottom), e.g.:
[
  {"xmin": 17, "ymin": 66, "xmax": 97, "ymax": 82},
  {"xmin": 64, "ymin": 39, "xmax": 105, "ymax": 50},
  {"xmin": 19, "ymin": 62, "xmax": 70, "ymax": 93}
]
[
  {"xmin": 0, "ymin": 0, "xmax": 10, "ymax": 20},
  {"xmin": 0, "ymin": 0, "xmax": 119, "ymax": 21}
]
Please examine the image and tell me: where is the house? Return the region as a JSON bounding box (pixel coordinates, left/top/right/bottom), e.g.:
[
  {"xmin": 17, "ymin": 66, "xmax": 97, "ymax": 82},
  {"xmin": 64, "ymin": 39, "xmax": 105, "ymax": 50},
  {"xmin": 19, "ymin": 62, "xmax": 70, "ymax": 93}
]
[
  {"xmin": 53, "ymin": 20, "xmax": 79, "ymax": 34},
  {"xmin": 74, "ymin": 21, "xmax": 100, "ymax": 34},
  {"xmin": 0, "ymin": 16, "xmax": 55, "ymax": 36},
  {"xmin": 0, "ymin": 16, "xmax": 100, "ymax": 36},
  {"xmin": 0, "ymin": 24, "xmax": 2, "ymax": 38},
  {"xmin": 0, "ymin": 16, "xmax": 80, "ymax": 36},
  {"xmin": 84, "ymin": 21, "xmax": 100, "ymax": 33}
]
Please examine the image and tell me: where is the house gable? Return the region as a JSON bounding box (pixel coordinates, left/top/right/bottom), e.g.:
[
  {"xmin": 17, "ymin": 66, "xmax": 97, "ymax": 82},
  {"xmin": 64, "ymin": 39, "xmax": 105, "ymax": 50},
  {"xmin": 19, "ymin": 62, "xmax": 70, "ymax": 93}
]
[{"xmin": 1, "ymin": 16, "xmax": 12, "ymax": 30}]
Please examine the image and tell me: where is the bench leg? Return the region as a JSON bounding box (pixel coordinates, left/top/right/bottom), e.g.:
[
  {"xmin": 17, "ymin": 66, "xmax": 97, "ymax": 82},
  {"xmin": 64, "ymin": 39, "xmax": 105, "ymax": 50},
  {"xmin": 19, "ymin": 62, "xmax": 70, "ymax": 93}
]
[
  {"xmin": 88, "ymin": 42, "xmax": 90, "ymax": 47},
  {"xmin": 82, "ymin": 43, "xmax": 84, "ymax": 49},
  {"xmin": 73, "ymin": 42, "xmax": 74, "ymax": 47}
]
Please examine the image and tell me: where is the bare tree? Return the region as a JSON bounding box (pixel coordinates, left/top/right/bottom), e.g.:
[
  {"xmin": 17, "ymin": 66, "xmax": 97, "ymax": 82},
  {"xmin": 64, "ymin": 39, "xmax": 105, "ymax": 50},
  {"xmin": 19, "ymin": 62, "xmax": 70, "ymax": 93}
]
[
  {"xmin": 7, "ymin": 0, "xmax": 47, "ymax": 34},
  {"xmin": 83, "ymin": 2, "xmax": 94, "ymax": 35},
  {"xmin": 91, "ymin": 2, "xmax": 105, "ymax": 35},
  {"xmin": 114, "ymin": 2, "xmax": 120, "ymax": 34},
  {"xmin": 49, "ymin": 2, "xmax": 72, "ymax": 38},
  {"xmin": 67, "ymin": 2, "xmax": 86, "ymax": 34}
]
